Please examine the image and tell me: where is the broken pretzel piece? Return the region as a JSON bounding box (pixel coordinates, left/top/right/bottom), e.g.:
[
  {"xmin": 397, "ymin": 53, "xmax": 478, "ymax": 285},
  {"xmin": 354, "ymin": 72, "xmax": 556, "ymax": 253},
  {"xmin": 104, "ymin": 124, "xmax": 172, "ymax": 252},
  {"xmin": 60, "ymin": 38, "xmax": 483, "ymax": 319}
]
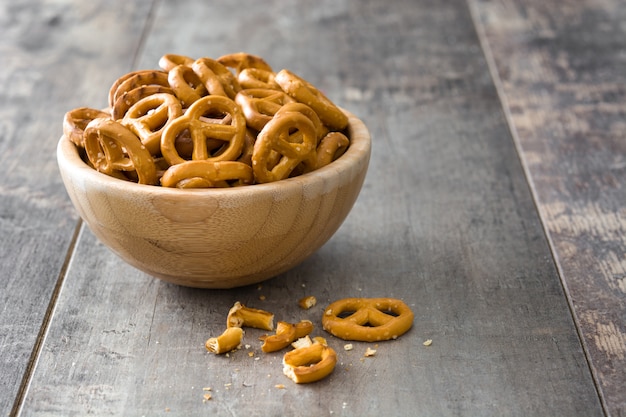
[
  {"xmin": 205, "ymin": 327, "xmax": 244, "ymax": 354},
  {"xmin": 261, "ymin": 320, "xmax": 314, "ymax": 353},
  {"xmin": 227, "ymin": 301, "xmax": 274, "ymax": 331},
  {"xmin": 282, "ymin": 338, "xmax": 337, "ymax": 384}
]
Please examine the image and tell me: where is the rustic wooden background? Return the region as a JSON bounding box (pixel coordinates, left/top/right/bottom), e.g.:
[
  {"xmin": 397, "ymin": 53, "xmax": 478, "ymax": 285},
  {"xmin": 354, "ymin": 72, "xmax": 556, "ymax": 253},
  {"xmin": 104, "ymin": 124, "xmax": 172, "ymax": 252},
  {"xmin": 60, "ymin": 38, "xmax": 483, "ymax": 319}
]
[{"xmin": 1, "ymin": 0, "xmax": 624, "ymax": 416}]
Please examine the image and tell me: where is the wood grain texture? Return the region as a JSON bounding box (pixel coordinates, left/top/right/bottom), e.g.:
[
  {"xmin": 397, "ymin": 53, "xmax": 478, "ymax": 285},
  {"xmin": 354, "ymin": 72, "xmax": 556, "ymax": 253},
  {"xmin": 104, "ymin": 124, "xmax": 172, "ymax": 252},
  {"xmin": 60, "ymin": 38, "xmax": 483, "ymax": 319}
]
[
  {"xmin": 0, "ymin": 1, "xmax": 154, "ymax": 415},
  {"xmin": 14, "ymin": 0, "xmax": 605, "ymax": 416},
  {"xmin": 469, "ymin": 0, "xmax": 626, "ymax": 414}
]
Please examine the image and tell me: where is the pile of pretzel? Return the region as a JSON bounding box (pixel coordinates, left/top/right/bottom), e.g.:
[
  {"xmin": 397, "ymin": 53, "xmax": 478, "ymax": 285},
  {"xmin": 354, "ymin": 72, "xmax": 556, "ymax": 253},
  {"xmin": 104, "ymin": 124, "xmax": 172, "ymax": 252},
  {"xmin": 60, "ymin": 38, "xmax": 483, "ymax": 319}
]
[
  {"xmin": 205, "ymin": 297, "xmax": 414, "ymax": 384},
  {"xmin": 63, "ymin": 52, "xmax": 351, "ymax": 187}
]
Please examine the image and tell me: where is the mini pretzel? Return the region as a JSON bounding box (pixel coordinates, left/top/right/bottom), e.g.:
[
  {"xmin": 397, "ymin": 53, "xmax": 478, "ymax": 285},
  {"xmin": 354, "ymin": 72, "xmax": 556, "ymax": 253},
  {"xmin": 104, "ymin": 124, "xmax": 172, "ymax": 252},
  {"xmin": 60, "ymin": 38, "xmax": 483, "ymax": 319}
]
[
  {"xmin": 301, "ymin": 131, "xmax": 350, "ymax": 173},
  {"xmin": 122, "ymin": 93, "xmax": 183, "ymax": 155},
  {"xmin": 322, "ymin": 298, "xmax": 414, "ymax": 342},
  {"xmin": 261, "ymin": 320, "xmax": 314, "ymax": 353},
  {"xmin": 205, "ymin": 327, "xmax": 244, "ymax": 354},
  {"xmin": 235, "ymin": 88, "xmax": 295, "ymax": 131},
  {"xmin": 226, "ymin": 302, "xmax": 274, "ymax": 331},
  {"xmin": 161, "ymin": 95, "xmax": 246, "ymax": 166},
  {"xmin": 217, "ymin": 52, "xmax": 273, "ymax": 75},
  {"xmin": 251, "ymin": 112, "xmax": 317, "ymax": 183},
  {"xmin": 236, "ymin": 128, "xmax": 257, "ymax": 167},
  {"xmin": 112, "ymin": 85, "xmax": 175, "ymax": 120},
  {"xmin": 158, "ymin": 53, "xmax": 194, "ymax": 72},
  {"xmin": 275, "ymin": 69, "xmax": 348, "ymax": 131},
  {"xmin": 63, "ymin": 107, "xmax": 111, "ymax": 147},
  {"xmin": 275, "ymin": 102, "xmax": 328, "ymax": 143},
  {"xmin": 282, "ymin": 339, "xmax": 337, "ymax": 384},
  {"xmin": 192, "ymin": 57, "xmax": 241, "ymax": 99},
  {"xmin": 109, "ymin": 70, "xmax": 170, "ymax": 108},
  {"xmin": 160, "ymin": 160, "xmax": 254, "ymax": 188},
  {"xmin": 167, "ymin": 64, "xmax": 208, "ymax": 107},
  {"xmin": 83, "ymin": 118, "xmax": 157, "ymax": 185},
  {"xmin": 238, "ymin": 68, "xmax": 279, "ymax": 90}
]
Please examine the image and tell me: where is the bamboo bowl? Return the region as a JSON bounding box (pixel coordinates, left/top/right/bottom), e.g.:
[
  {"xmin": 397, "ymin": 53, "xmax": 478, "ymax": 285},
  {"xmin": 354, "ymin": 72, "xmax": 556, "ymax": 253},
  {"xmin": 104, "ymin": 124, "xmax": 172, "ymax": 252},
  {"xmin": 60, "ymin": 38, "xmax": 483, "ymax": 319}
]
[{"xmin": 57, "ymin": 111, "xmax": 370, "ymax": 288}]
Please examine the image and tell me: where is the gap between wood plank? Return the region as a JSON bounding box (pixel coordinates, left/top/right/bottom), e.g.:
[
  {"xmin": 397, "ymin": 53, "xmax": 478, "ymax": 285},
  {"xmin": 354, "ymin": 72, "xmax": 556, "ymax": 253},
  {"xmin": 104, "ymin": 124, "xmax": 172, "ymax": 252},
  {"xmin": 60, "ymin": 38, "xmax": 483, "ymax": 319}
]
[
  {"xmin": 465, "ymin": 1, "xmax": 609, "ymax": 415},
  {"xmin": 130, "ymin": 0, "xmax": 161, "ymax": 71},
  {"xmin": 10, "ymin": 220, "xmax": 84, "ymax": 417},
  {"xmin": 9, "ymin": 4, "xmax": 161, "ymax": 414}
]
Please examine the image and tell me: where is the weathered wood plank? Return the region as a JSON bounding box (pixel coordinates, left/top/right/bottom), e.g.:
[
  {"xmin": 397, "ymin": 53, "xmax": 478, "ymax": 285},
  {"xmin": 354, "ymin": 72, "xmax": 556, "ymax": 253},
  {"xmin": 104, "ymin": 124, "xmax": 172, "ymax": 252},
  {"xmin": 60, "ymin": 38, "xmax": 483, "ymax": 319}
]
[
  {"xmin": 19, "ymin": 0, "xmax": 604, "ymax": 415},
  {"xmin": 0, "ymin": 0, "xmax": 154, "ymax": 415},
  {"xmin": 469, "ymin": 0, "xmax": 626, "ymax": 414}
]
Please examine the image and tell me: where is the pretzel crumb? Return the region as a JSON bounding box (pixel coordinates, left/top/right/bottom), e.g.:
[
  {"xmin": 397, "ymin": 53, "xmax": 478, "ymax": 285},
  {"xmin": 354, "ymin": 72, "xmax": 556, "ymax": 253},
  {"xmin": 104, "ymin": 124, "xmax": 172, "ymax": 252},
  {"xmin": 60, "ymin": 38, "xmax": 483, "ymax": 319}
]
[
  {"xmin": 203, "ymin": 393, "xmax": 212, "ymax": 401},
  {"xmin": 423, "ymin": 339, "xmax": 433, "ymax": 346},
  {"xmin": 364, "ymin": 347, "xmax": 377, "ymax": 357},
  {"xmin": 298, "ymin": 295, "xmax": 317, "ymax": 310},
  {"xmin": 344, "ymin": 344, "xmax": 353, "ymax": 351},
  {"xmin": 275, "ymin": 384, "xmax": 286, "ymax": 389}
]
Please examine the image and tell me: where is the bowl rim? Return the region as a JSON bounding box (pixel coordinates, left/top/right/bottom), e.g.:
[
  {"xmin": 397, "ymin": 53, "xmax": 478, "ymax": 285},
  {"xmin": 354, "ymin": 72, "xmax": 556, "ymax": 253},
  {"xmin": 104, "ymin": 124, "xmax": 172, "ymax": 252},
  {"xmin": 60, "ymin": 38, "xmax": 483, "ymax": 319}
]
[{"xmin": 57, "ymin": 110, "xmax": 371, "ymax": 197}]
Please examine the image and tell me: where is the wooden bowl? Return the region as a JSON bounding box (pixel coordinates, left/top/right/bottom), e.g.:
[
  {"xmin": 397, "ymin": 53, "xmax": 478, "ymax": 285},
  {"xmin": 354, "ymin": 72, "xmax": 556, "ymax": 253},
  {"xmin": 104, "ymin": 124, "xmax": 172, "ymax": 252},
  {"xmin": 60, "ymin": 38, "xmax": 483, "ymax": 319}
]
[{"xmin": 56, "ymin": 111, "xmax": 370, "ymax": 288}]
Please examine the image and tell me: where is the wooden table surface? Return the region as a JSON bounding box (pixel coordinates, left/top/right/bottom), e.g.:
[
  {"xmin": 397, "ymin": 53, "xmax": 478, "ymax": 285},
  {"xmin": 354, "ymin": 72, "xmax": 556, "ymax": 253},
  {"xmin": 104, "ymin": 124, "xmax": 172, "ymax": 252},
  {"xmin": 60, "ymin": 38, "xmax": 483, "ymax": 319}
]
[{"xmin": 1, "ymin": 0, "xmax": 625, "ymax": 416}]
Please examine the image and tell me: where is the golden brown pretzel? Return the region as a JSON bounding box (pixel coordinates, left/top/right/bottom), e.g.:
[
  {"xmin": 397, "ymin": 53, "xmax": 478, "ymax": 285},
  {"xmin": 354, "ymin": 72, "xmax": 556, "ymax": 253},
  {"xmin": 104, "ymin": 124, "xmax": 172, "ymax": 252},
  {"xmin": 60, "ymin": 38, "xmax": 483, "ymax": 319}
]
[
  {"xmin": 235, "ymin": 88, "xmax": 295, "ymax": 132},
  {"xmin": 112, "ymin": 85, "xmax": 175, "ymax": 120},
  {"xmin": 158, "ymin": 53, "xmax": 194, "ymax": 72},
  {"xmin": 161, "ymin": 95, "xmax": 246, "ymax": 166},
  {"xmin": 275, "ymin": 102, "xmax": 328, "ymax": 143},
  {"xmin": 316, "ymin": 131, "xmax": 349, "ymax": 167},
  {"xmin": 251, "ymin": 111, "xmax": 317, "ymax": 183},
  {"xmin": 192, "ymin": 57, "xmax": 241, "ymax": 99},
  {"xmin": 282, "ymin": 339, "xmax": 337, "ymax": 384},
  {"xmin": 83, "ymin": 118, "xmax": 157, "ymax": 185},
  {"xmin": 238, "ymin": 68, "xmax": 279, "ymax": 90},
  {"xmin": 275, "ymin": 69, "xmax": 348, "ymax": 130},
  {"xmin": 160, "ymin": 160, "xmax": 254, "ymax": 188},
  {"xmin": 63, "ymin": 107, "xmax": 111, "ymax": 147},
  {"xmin": 322, "ymin": 298, "xmax": 414, "ymax": 342},
  {"xmin": 301, "ymin": 131, "xmax": 350, "ymax": 173},
  {"xmin": 122, "ymin": 93, "xmax": 183, "ymax": 155},
  {"xmin": 109, "ymin": 70, "xmax": 170, "ymax": 108},
  {"xmin": 217, "ymin": 52, "xmax": 273, "ymax": 75},
  {"xmin": 167, "ymin": 64, "xmax": 208, "ymax": 107},
  {"xmin": 236, "ymin": 128, "xmax": 257, "ymax": 167}
]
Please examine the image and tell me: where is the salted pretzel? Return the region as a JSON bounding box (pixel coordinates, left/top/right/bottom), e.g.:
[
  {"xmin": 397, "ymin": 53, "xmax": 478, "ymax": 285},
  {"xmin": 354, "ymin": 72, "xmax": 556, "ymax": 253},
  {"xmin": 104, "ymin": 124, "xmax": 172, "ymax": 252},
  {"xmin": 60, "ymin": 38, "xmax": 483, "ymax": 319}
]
[
  {"xmin": 109, "ymin": 70, "xmax": 170, "ymax": 108},
  {"xmin": 112, "ymin": 85, "xmax": 175, "ymax": 120},
  {"xmin": 275, "ymin": 69, "xmax": 348, "ymax": 131},
  {"xmin": 160, "ymin": 160, "xmax": 254, "ymax": 188},
  {"xmin": 167, "ymin": 64, "xmax": 208, "ymax": 107},
  {"xmin": 63, "ymin": 107, "xmax": 110, "ymax": 147},
  {"xmin": 261, "ymin": 320, "xmax": 314, "ymax": 353},
  {"xmin": 236, "ymin": 128, "xmax": 257, "ymax": 166},
  {"xmin": 301, "ymin": 131, "xmax": 350, "ymax": 173},
  {"xmin": 217, "ymin": 52, "xmax": 273, "ymax": 75},
  {"xmin": 235, "ymin": 88, "xmax": 295, "ymax": 131},
  {"xmin": 275, "ymin": 102, "xmax": 328, "ymax": 143},
  {"xmin": 122, "ymin": 93, "xmax": 183, "ymax": 155},
  {"xmin": 83, "ymin": 118, "xmax": 157, "ymax": 185},
  {"xmin": 192, "ymin": 57, "xmax": 241, "ymax": 99},
  {"xmin": 161, "ymin": 95, "xmax": 246, "ymax": 166},
  {"xmin": 158, "ymin": 53, "xmax": 194, "ymax": 72},
  {"xmin": 282, "ymin": 338, "xmax": 337, "ymax": 384},
  {"xmin": 238, "ymin": 68, "xmax": 279, "ymax": 90},
  {"xmin": 251, "ymin": 111, "xmax": 317, "ymax": 183},
  {"xmin": 322, "ymin": 298, "xmax": 414, "ymax": 342}
]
